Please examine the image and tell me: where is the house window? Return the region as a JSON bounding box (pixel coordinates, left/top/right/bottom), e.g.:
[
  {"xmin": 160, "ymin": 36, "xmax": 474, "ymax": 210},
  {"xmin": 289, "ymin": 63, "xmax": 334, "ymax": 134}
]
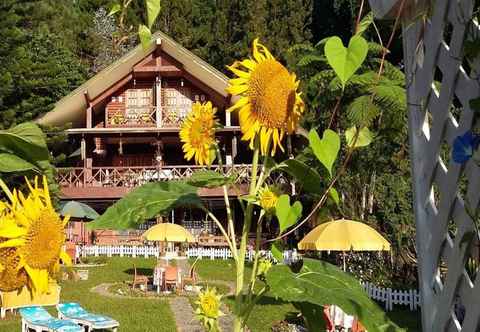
[
  {"xmin": 126, "ymin": 89, "xmax": 151, "ymax": 107},
  {"xmin": 162, "ymin": 86, "xmax": 192, "ymax": 126},
  {"xmin": 125, "ymin": 88, "xmax": 153, "ymax": 124}
]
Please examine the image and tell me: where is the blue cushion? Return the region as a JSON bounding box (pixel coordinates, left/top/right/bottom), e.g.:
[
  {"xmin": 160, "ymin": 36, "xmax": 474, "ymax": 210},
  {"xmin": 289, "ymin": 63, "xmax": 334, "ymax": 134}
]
[
  {"xmin": 58, "ymin": 303, "xmax": 119, "ymax": 328},
  {"xmin": 19, "ymin": 306, "xmax": 82, "ymax": 332}
]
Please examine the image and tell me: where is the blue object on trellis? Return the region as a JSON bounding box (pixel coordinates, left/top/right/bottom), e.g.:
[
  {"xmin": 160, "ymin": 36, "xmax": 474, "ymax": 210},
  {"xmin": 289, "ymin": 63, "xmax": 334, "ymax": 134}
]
[{"xmin": 452, "ymin": 131, "xmax": 480, "ymax": 163}]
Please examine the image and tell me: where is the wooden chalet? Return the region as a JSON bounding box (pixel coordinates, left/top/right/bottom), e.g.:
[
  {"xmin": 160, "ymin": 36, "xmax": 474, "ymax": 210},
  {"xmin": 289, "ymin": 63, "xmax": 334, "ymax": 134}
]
[{"xmin": 39, "ymin": 32, "xmax": 288, "ymax": 245}]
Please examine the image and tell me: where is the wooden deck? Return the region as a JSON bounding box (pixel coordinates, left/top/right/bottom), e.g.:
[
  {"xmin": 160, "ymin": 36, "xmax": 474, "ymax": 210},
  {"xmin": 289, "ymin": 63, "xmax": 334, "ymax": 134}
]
[{"xmin": 56, "ymin": 164, "xmax": 286, "ymax": 199}]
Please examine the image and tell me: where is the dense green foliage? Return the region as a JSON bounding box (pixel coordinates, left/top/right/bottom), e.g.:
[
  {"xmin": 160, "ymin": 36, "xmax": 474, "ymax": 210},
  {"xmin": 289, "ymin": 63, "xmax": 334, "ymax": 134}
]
[
  {"xmin": 0, "ymin": 4, "xmax": 87, "ymax": 129},
  {"xmin": 289, "ymin": 21, "xmax": 414, "ymax": 286}
]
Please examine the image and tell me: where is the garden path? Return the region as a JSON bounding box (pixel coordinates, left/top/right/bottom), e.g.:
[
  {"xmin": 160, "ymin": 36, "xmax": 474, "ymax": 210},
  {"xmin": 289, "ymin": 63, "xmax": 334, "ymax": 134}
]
[{"xmin": 168, "ymin": 296, "xmax": 203, "ymax": 332}]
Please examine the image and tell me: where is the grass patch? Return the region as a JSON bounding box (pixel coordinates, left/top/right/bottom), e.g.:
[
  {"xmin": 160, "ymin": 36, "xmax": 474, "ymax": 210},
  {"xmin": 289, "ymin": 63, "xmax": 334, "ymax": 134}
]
[
  {"xmin": 388, "ymin": 307, "xmax": 421, "ymax": 332},
  {"xmin": 193, "ymin": 258, "xmax": 298, "ymax": 331},
  {"xmin": 196, "ymin": 281, "xmax": 231, "ymax": 295},
  {"xmin": 0, "ymin": 257, "xmax": 175, "ymax": 332}
]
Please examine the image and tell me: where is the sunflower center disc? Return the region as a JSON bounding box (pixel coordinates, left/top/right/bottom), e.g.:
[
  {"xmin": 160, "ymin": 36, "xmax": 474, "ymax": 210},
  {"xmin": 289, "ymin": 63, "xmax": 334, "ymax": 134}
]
[
  {"xmin": 21, "ymin": 209, "xmax": 64, "ymax": 269},
  {"xmin": 248, "ymin": 59, "xmax": 296, "ymax": 129}
]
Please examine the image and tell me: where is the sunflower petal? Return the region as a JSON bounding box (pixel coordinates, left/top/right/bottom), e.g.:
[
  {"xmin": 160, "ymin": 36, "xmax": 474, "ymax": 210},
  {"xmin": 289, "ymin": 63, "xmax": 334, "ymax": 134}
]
[
  {"xmin": 0, "ymin": 238, "xmax": 26, "ymax": 248},
  {"xmin": 0, "ymin": 223, "xmax": 27, "ymax": 238},
  {"xmin": 226, "ymin": 84, "xmax": 248, "ymax": 95},
  {"xmin": 252, "ymin": 38, "xmax": 266, "ymax": 62},
  {"xmin": 42, "ymin": 176, "xmax": 52, "ymax": 208},
  {"xmin": 62, "ymin": 215, "xmax": 70, "ymax": 227},
  {"xmin": 0, "ymin": 178, "xmax": 14, "ymax": 204},
  {"xmin": 59, "ymin": 250, "xmax": 72, "ymax": 266}
]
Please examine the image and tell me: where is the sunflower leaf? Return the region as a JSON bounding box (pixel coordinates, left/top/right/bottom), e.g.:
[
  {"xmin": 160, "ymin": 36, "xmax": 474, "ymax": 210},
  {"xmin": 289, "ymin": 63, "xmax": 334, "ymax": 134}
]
[
  {"xmin": 0, "ymin": 122, "xmax": 51, "ymax": 174},
  {"xmin": 308, "ymin": 129, "xmax": 340, "ymax": 177},
  {"xmin": 293, "ymin": 302, "xmax": 327, "ymax": 331},
  {"xmin": 271, "ymin": 241, "xmax": 285, "ymax": 262},
  {"xmin": 266, "ymin": 259, "xmax": 405, "ymax": 332},
  {"xmin": 89, "ymin": 181, "xmax": 202, "ymax": 230},
  {"xmin": 0, "ymin": 153, "xmax": 39, "ymax": 173},
  {"xmin": 280, "ymin": 159, "xmax": 322, "ymax": 194},
  {"xmin": 0, "ymin": 122, "xmax": 48, "ymax": 161},
  {"xmin": 187, "ymin": 170, "xmax": 233, "ymax": 188}
]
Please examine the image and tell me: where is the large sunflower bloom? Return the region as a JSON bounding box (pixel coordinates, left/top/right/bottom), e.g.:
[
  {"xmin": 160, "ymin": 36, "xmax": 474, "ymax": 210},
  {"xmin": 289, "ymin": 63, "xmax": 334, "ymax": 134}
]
[
  {"xmin": 226, "ymin": 38, "xmax": 305, "ymax": 156},
  {"xmin": 180, "ymin": 101, "xmax": 218, "ymax": 165},
  {"xmin": 0, "ymin": 177, "xmax": 71, "ymax": 294}
]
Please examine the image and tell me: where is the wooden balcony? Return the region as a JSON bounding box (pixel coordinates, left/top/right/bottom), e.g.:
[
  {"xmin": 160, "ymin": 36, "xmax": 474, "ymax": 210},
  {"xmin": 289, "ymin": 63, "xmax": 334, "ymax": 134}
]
[
  {"xmin": 56, "ymin": 165, "xmax": 288, "ymax": 199},
  {"xmin": 106, "ymin": 105, "xmax": 190, "ymax": 129}
]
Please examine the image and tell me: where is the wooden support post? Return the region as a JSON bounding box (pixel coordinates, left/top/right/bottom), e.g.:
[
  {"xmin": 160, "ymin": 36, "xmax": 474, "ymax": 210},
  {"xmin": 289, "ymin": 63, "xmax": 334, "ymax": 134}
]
[
  {"xmin": 81, "ymin": 137, "xmax": 86, "ymax": 162},
  {"xmin": 225, "ymin": 109, "xmax": 231, "ymax": 127},
  {"xmin": 231, "ymin": 136, "xmax": 237, "ymax": 161},
  {"xmin": 86, "ymin": 107, "xmax": 92, "ymax": 128},
  {"xmin": 155, "ymin": 75, "xmax": 162, "ymax": 127},
  {"xmin": 84, "ymin": 91, "xmax": 93, "ymax": 128}
]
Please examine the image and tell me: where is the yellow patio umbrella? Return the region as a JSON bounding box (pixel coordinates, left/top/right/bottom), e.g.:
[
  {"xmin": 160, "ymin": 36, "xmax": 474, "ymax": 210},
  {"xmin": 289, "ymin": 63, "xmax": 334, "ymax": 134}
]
[
  {"xmin": 142, "ymin": 223, "xmax": 196, "ymax": 243},
  {"xmin": 298, "ymin": 219, "xmax": 390, "ymax": 270}
]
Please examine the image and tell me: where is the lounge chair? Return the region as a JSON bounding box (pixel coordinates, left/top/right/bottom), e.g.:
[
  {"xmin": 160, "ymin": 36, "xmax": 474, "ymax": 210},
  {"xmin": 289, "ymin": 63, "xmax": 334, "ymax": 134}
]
[
  {"xmin": 19, "ymin": 306, "xmax": 82, "ymax": 332},
  {"xmin": 57, "ymin": 303, "xmax": 119, "ymax": 332}
]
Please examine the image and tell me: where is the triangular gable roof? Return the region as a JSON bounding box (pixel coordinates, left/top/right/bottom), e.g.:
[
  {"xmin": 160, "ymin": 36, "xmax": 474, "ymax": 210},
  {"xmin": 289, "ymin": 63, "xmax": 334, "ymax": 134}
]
[{"xmin": 37, "ymin": 31, "xmax": 230, "ymax": 127}]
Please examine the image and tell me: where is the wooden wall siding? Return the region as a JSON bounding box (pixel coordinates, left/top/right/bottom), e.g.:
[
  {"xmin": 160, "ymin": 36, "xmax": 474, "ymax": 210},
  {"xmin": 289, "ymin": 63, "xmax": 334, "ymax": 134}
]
[
  {"xmin": 162, "ymin": 79, "xmax": 208, "ymax": 127},
  {"xmin": 105, "ymin": 82, "xmax": 156, "ymax": 128},
  {"xmin": 104, "ymin": 78, "xmax": 211, "ymax": 128}
]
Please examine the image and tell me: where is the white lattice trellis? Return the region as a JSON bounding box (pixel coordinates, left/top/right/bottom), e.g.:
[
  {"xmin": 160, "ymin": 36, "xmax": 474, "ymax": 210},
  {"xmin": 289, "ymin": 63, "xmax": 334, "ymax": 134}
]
[{"xmin": 371, "ymin": 0, "xmax": 480, "ymax": 331}]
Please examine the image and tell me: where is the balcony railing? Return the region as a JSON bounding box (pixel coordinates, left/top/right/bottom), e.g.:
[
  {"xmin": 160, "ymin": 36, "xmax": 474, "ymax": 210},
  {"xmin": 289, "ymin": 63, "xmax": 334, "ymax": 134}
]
[
  {"xmin": 56, "ymin": 165, "xmax": 288, "ymax": 189},
  {"xmin": 107, "ymin": 107, "xmax": 157, "ymax": 128}
]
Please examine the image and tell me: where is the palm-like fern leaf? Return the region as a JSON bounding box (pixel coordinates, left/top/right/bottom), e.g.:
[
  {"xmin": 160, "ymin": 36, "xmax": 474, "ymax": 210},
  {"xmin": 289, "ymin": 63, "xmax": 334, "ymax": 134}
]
[
  {"xmin": 297, "ymin": 54, "xmax": 326, "ymax": 67},
  {"xmin": 347, "ymin": 95, "xmax": 381, "ymax": 127},
  {"xmin": 288, "ymin": 43, "xmax": 316, "ymax": 54},
  {"xmin": 370, "ymin": 84, "xmax": 406, "ymax": 111}
]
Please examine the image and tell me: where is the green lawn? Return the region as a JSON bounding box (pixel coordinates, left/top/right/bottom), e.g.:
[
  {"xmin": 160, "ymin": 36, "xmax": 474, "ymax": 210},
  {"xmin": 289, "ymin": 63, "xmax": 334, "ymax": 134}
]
[
  {"xmin": 0, "ymin": 257, "xmax": 421, "ymax": 331},
  {"xmin": 193, "ymin": 259, "xmax": 299, "ymax": 331},
  {"xmin": 0, "ymin": 257, "xmax": 176, "ymax": 332},
  {"xmin": 388, "ymin": 307, "xmax": 422, "ymax": 332}
]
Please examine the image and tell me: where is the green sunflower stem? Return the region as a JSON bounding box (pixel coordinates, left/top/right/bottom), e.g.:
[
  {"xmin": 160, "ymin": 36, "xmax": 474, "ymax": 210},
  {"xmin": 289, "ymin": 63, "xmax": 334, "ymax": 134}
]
[
  {"xmin": 234, "ymin": 142, "xmax": 260, "ymax": 332},
  {"xmin": 215, "ymin": 144, "xmax": 237, "ymax": 260},
  {"xmin": 249, "ymin": 212, "xmax": 264, "ymax": 295}
]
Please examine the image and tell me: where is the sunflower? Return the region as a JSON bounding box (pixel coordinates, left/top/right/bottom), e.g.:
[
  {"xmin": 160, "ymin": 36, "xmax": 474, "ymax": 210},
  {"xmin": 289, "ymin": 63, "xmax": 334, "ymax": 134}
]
[
  {"xmin": 226, "ymin": 38, "xmax": 304, "ymax": 156},
  {"xmin": 180, "ymin": 101, "xmax": 218, "ymax": 165},
  {"xmin": 195, "ymin": 287, "xmax": 224, "ymax": 331},
  {"xmin": 258, "ymin": 186, "xmax": 281, "ymax": 212},
  {"xmin": 0, "ymin": 177, "xmax": 71, "ymax": 294}
]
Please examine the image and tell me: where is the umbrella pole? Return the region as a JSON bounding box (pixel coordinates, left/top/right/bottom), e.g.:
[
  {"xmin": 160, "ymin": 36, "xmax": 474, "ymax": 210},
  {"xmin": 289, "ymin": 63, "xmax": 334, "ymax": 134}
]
[{"xmin": 343, "ymin": 251, "xmax": 346, "ymax": 272}]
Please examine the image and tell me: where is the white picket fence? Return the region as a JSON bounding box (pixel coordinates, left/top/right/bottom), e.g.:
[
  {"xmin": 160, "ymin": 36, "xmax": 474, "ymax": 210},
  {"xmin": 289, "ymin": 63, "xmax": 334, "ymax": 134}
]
[
  {"xmin": 77, "ymin": 246, "xmax": 419, "ymax": 311},
  {"xmin": 77, "ymin": 245, "xmax": 296, "ymax": 262},
  {"xmin": 361, "ymin": 281, "xmax": 420, "ymax": 311}
]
